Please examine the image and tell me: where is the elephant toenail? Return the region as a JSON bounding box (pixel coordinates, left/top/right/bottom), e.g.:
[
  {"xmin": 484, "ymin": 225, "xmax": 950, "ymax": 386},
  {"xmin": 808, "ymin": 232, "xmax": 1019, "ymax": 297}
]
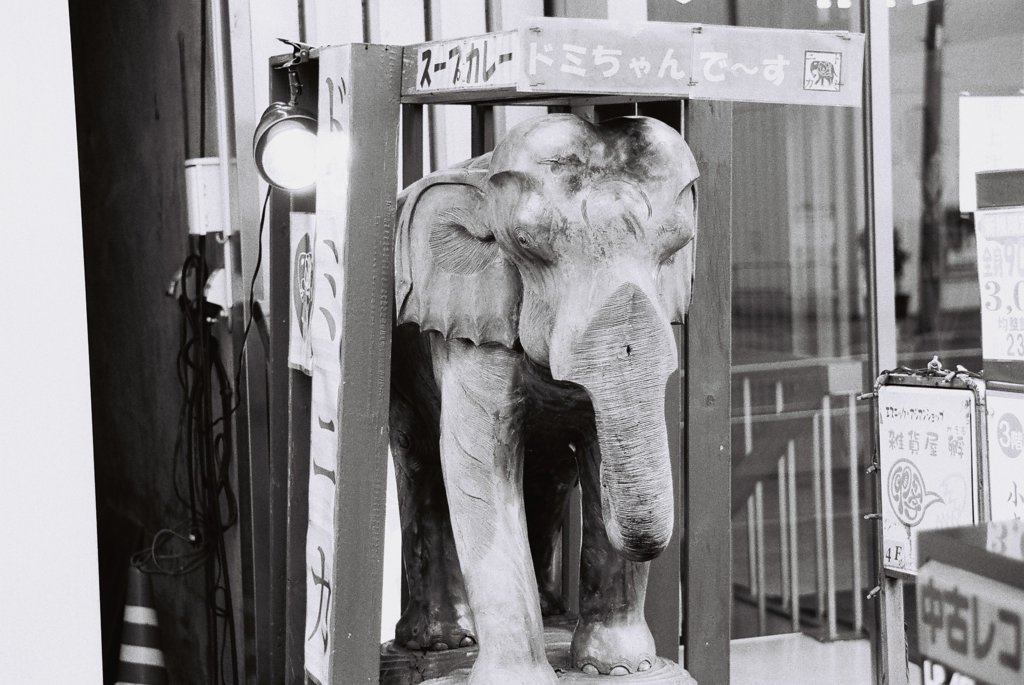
[
  {"xmin": 431, "ymin": 641, "xmax": 449, "ymax": 651},
  {"xmin": 638, "ymin": 659, "xmax": 652, "ymax": 671},
  {"xmin": 581, "ymin": 663, "xmax": 599, "ymax": 675},
  {"xmin": 459, "ymin": 636, "xmax": 475, "ymax": 647},
  {"xmin": 610, "ymin": 665, "xmax": 629, "ymax": 676},
  {"xmin": 405, "ymin": 640, "xmax": 421, "ymax": 650}
]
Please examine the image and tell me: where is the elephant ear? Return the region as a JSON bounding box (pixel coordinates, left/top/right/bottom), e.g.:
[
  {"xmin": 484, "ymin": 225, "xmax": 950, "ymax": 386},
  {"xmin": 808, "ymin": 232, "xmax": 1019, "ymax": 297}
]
[
  {"xmin": 395, "ymin": 159, "xmax": 522, "ymax": 347},
  {"xmin": 656, "ymin": 181, "xmax": 698, "ymax": 324}
]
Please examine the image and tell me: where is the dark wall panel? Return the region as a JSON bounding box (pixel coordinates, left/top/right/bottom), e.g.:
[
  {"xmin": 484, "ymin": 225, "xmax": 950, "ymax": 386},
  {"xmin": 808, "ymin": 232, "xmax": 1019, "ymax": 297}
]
[{"xmin": 69, "ymin": 1, "xmax": 212, "ymax": 682}]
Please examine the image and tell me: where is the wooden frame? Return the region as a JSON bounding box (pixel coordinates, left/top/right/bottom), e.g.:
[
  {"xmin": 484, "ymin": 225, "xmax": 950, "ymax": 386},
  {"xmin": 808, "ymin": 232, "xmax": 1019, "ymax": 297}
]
[{"xmin": 247, "ymin": 15, "xmax": 872, "ymax": 685}]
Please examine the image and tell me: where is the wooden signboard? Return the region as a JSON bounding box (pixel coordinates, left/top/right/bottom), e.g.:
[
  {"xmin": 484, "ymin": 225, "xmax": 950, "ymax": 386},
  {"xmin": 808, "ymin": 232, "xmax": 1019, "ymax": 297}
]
[
  {"xmin": 304, "ymin": 44, "xmax": 403, "ymax": 685},
  {"xmin": 403, "ymin": 17, "xmax": 864, "ymax": 108},
  {"xmin": 878, "ymin": 383, "xmax": 981, "ymax": 575}
]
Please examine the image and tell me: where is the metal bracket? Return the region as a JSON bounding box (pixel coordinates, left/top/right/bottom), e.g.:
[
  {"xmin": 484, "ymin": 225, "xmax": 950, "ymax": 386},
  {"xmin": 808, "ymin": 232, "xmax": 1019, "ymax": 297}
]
[{"xmin": 276, "ymin": 37, "xmax": 316, "ymax": 69}]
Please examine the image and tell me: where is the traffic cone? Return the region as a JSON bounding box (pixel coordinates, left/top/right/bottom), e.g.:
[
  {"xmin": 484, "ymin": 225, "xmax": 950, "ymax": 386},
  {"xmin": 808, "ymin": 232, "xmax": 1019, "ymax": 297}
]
[{"xmin": 115, "ymin": 567, "xmax": 168, "ymax": 685}]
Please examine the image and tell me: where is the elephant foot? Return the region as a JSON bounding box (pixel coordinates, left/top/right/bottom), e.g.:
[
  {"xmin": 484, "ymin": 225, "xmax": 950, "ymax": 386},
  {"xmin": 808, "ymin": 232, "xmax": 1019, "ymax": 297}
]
[
  {"xmin": 467, "ymin": 658, "xmax": 558, "ymax": 685},
  {"xmin": 570, "ymin": 617, "xmax": 656, "ymax": 676},
  {"xmin": 395, "ymin": 603, "xmax": 476, "ymax": 651}
]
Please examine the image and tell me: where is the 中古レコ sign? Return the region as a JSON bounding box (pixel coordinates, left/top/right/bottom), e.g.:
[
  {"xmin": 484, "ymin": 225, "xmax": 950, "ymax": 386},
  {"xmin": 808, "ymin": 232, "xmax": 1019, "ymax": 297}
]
[
  {"xmin": 406, "ymin": 18, "xmax": 865, "ymax": 108},
  {"xmin": 919, "ymin": 559, "xmax": 1024, "ymax": 684}
]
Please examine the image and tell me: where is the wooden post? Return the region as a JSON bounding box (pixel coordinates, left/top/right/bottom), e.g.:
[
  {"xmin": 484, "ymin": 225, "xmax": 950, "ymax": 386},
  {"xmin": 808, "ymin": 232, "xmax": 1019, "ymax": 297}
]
[
  {"xmin": 318, "ymin": 44, "xmax": 403, "ymax": 683},
  {"xmin": 683, "ymin": 99, "xmax": 732, "ymax": 684}
]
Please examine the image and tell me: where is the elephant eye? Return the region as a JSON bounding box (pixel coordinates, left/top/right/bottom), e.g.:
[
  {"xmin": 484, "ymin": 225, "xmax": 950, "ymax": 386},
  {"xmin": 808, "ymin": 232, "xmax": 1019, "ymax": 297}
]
[{"xmin": 513, "ymin": 228, "xmax": 532, "ymax": 248}]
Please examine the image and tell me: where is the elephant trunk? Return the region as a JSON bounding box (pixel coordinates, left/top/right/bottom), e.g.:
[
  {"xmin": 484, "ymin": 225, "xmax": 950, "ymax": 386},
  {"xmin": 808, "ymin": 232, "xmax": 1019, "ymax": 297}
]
[{"xmin": 550, "ymin": 282, "xmax": 677, "ymax": 562}]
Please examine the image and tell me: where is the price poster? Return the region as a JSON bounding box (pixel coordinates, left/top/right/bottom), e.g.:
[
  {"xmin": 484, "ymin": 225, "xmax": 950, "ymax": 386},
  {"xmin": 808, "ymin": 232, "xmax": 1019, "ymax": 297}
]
[
  {"xmin": 879, "ymin": 385, "xmax": 979, "ymax": 574},
  {"xmin": 986, "ymin": 390, "xmax": 1024, "ymax": 521},
  {"xmin": 975, "ymin": 207, "xmax": 1024, "ymax": 362}
]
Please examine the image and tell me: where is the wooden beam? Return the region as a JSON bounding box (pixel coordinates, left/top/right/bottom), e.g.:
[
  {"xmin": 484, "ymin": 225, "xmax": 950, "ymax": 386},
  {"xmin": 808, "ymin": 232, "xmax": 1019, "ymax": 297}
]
[
  {"xmin": 319, "ymin": 44, "xmax": 403, "ymax": 683},
  {"xmin": 683, "ymin": 99, "xmax": 732, "ymax": 684}
]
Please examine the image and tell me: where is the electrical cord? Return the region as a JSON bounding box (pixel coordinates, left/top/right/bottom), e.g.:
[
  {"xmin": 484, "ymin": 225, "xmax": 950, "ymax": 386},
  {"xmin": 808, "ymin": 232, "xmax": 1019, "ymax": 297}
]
[{"xmin": 132, "ymin": 182, "xmax": 268, "ymax": 685}]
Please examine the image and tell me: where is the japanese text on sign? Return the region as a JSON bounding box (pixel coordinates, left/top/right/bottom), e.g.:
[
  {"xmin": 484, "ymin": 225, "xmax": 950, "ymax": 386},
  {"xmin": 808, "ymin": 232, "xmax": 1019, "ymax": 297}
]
[
  {"xmin": 416, "ymin": 31, "xmax": 517, "ymax": 92},
  {"xmin": 406, "ymin": 19, "xmax": 865, "ymax": 107},
  {"xmin": 975, "ymin": 207, "xmax": 1024, "ymax": 362},
  {"xmin": 918, "ymin": 561, "xmax": 1024, "ymax": 684},
  {"xmin": 987, "ymin": 391, "xmax": 1024, "ymax": 522},
  {"xmin": 517, "ymin": 19, "xmax": 864, "ymax": 107},
  {"xmin": 879, "ymin": 385, "xmax": 978, "ymax": 575}
]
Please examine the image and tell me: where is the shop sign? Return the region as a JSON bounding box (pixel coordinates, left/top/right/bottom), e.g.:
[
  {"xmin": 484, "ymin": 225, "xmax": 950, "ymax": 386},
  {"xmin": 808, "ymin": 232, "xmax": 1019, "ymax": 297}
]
[
  {"xmin": 986, "ymin": 391, "xmax": 1024, "ymax": 521},
  {"xmin": 303, "ymin": 51, "xmax": 355, "ymax": 683},
  {"xmin": 519, "ymin": 18, "xmax": 863, "ymax": 106},
  {"xmin": 918, "ymin": 560, "xmax": 1024, "ymax": 685},
  {"xmin": 975, "ymin": 207, "xmax": 1024, "ymax": 363},
  {"xmin": 414, "ymin": 31, "xmax": 518, "ymax": 93},
  {"xmin": 878, "ymin": 385, "xmax": 978, "ymax": 575},
  {"xmin": 407, "ymin": 19, "xmax": 865, "ymax": 107}
]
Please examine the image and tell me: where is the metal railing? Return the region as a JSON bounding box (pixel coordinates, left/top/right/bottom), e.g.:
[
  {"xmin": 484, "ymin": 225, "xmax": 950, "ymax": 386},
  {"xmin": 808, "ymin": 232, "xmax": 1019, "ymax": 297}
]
[{"xmin": 735, "ymin": 373, "xmax": 868, "ymax": 641}]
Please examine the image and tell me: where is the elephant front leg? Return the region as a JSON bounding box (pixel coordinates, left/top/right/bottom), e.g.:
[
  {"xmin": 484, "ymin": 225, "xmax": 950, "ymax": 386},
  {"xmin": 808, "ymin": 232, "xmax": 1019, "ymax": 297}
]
[
  {"xmin": 571, "ymin": 432, "xmax": 657, "ymax": 676},
  {"xmin": 432, "ymin": 336, "xmax": 557, "ymax": 685}
]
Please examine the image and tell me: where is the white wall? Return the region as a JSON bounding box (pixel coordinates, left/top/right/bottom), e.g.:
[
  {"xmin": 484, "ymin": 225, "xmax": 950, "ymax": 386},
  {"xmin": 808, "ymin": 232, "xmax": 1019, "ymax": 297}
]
[{"xmin": 0, "ymin": 2, "xmax": 103, "ymax": 682}]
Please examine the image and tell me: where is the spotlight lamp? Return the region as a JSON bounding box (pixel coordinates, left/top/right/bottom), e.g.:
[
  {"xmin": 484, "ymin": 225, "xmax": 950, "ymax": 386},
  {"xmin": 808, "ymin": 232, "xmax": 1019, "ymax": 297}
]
[{"xmin": 253, "ymin": 39, "xmax": 317, "ymax": 192}]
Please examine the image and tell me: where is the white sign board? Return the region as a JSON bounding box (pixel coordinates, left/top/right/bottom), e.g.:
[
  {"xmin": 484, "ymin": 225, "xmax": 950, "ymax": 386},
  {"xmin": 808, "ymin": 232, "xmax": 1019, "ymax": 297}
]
[
  {"xmin": 406, "ymin": 19, "xmax": 865, "ymax": 108},
  {"xmin": 974, "ymin": 207, "xmax": 1024, "ymax": 362},
  {"xmin": 518, "ymin": 18, "xmax": 864, "ymax": 106},
  {"xmin": 879, "ymin": 385, "xmax": 978, "ymax": 574},
  {"xmin": 959, "ymin": 96, "xmax": 1024, "ymax": 213},
  {"xmin": 304, "ymin": 52, "xmax": 354, "ymax": 683},
  {"xmin": 986, "ymin": 390, "xmax": 1024, "ymax": 521}
]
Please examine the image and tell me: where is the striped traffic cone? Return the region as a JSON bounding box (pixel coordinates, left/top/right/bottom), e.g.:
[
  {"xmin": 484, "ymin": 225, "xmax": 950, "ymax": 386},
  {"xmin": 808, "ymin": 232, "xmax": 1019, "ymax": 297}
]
[{"xmin": 115, "ymin": 567, "xmax": 168, "ymax": 685}]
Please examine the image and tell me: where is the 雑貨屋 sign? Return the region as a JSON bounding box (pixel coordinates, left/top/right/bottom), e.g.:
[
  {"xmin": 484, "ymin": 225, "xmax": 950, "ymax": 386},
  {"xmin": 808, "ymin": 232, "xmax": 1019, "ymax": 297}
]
[{"xmin": 878, "ymin": 385, "xmax": 979, "ymax": 575}]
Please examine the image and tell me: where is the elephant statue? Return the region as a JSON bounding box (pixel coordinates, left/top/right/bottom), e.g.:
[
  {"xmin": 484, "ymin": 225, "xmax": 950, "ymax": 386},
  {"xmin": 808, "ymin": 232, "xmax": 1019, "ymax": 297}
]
[{"xmin": 389, "ymin": 113, "xmax": 699, "ymax": 684}]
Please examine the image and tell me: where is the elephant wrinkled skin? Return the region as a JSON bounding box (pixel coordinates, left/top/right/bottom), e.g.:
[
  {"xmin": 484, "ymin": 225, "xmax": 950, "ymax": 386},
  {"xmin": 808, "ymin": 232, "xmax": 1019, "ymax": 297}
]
[{"xmin": 389, "ymin": 114, "xmax": 699, "ymax": 684}]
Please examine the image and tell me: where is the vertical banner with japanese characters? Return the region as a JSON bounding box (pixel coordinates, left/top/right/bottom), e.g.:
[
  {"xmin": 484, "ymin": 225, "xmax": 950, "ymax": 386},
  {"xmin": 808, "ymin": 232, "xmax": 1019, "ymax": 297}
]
[
  {"xmin": 987, "ymin": 390, "xmax": 1024, "ymax": 521},
  {"xmin": 303, "ymin": 50, "xmax": 353, "ymax": 684},
  {"xmin": 975, "ymin": 207, "xmax": 1024, "ymax": 362},
  {"xmin": 878, "ymin": 385, "xmax": 979, "ymax": 575}
]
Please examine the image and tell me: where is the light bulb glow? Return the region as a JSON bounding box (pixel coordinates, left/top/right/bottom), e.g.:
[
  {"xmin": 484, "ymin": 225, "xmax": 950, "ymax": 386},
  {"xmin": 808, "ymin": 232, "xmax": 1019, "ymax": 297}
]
[
  {"xmin": 837, "ymin": 0, "xmax": 852, "ymax": 8},
  {"xmin": 817, "ymin": 0, "xmax": 832, "ymax": 8},
  {"xmin": 260, "ymin": 120, "xmax": 317, "ymax": 191}
]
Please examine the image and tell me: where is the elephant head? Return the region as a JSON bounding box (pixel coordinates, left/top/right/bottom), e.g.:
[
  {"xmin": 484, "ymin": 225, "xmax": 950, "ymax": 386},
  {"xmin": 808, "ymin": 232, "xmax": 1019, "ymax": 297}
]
[{"xmin": 395, "ymin": 114, "xmax": 699, "ymax": 562}]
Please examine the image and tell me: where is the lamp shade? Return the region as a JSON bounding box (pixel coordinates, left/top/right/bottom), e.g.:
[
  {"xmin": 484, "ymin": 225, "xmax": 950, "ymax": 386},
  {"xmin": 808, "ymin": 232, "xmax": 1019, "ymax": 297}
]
[{"xmin": 253, "ymin": 102, "xmax": 317, "ymax": 191}]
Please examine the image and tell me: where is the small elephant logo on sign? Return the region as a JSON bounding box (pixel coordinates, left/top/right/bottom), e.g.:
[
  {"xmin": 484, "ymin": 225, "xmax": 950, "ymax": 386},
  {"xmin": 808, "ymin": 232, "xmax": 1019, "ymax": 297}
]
[
  {"xmin": 888, "ymin": 459, "xmax": 944, "ymax": 527},
  {"xmin": 804, "ymin": 51, "xmax": 842, "ymax": 92}
]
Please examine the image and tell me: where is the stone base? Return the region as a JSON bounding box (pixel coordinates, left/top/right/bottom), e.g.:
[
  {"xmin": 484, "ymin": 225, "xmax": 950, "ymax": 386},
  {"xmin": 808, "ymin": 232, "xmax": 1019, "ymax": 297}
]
[
  {"xmin": 381, "ymin": 617, "xmax": 695, "ymax": 685},
  {"xmin": 423, "ymin": 657, "xmax": 695, "ymax": 684}
]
